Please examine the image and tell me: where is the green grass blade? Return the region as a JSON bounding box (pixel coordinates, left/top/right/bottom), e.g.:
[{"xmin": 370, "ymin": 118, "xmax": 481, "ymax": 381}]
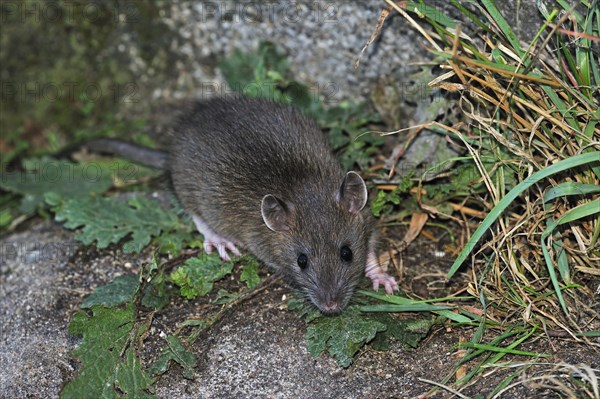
[
  {"xmin": 541, "ymin": 226, "xmax": 568, "ymax": 315},
  {"xmin": 550, "ymin": 198, "xmax": 600, "ymax": 226},
  {"xmin": 590, "ymin": 5, "xmax": 600, "ymax": 85},
  {"xmin": 555, "ymin": 0, "xmax": 585, "ymax": 24},
  {"xmin": 407, "ymin": 1, "xmax": 457, "ymax": 28},
  {"xmin": 541, "ymin": 199, "xmax": 600, "ymax": 315},
  {"xmin": 450, "ymin": 0, "xmax": 488, "ymax": 31},
  {"xmin": 434, "ymin": 310, "xmax": 474, "ymax": 323},
  {"xmin": 553, "ymin": 239, "xmax": 570, "ymax": 283},
  {"xmin": 481, "ymin": 0, "xmax": 524, "ymax": 57},
  {"xmin": 358, "ymin": 290, "xmax": 472, "ymax": 304},
  {"xmin": 543, "ymin": 182, "xmax": 600, "ymax": 203},
  {"xmin": 541, "ymin": 85, "xmax": 580, "ymax": 133},
  {"xmin": 448, "ymin": 152, "xmax": 600, "ymax": 278},
  {"xmin": 359, "ymin": 304, "xmax": 453, "ymax": 312},
  {"xmin": 458, "ymin": 343, "xmax": 548, "ymax": 357},
  {"xmin": 592, "ymin": 215, "xmax": 600, "ymax": 247}
]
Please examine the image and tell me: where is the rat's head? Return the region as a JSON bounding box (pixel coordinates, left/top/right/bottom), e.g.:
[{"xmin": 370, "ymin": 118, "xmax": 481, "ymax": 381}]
[{"xmin": 261, "ymin": 171, "xmax": 373, "ymax": 314}]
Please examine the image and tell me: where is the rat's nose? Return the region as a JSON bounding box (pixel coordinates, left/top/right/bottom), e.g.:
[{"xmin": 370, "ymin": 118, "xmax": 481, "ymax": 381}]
[{"xmin": 322, "ymin": 301, "xmax": 339, "ymax": 313}]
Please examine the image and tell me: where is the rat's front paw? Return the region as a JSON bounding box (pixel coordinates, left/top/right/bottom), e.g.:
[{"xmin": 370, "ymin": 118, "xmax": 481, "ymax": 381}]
[
  {"xmin": 204, "ymin": 240, "xmax": 241, "ymax": 261},
  {"xmin": 365, "ymin": 252, "xmax": 398, "ymax": 294},
  {"xmin": 365, "ymin": 269, "xmax": 398, "ymax": 294},
  {"xmin": 192, "ymin": 214, "xmax": 241, "ymax": 261}
]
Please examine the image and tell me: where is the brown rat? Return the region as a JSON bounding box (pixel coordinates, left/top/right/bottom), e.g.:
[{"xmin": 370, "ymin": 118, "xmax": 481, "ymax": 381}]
[
  {"xmin": 84, "ymin": 97, "xmax": 398, "ymax": 313},
  {"xmin": 169, "ymin": 97, "xmax": 397, "ymax": 312}
]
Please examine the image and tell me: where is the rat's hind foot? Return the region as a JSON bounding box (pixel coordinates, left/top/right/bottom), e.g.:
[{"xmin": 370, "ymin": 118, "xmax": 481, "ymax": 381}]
[
  {"xmin": 192, "ymin": 215, "xmax": 241, "ymax": 261},
  {"xmin": 365, "ymin": 251, "xmax": 398, "ymax": 294}
]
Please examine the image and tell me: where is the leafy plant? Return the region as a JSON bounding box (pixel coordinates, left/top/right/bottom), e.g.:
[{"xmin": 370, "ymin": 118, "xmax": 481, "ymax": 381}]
[
  {"xmin": 148, "ymin": 335, "xmax": 197, "ymax": 380},
  {"xmin": 169, "ymin": 254, "xmax": 235, "ymax": 299},
  {"xmin": 305, "ymin": 307, "xmax": 386, "ymax": 367},
  {"xmin": 376, "ymin": 0, "xmax": 600, "ymax": 394},
  {"xmin": 371, "ymin": 176, "xmax": 414, "ymax": 217},
  {"xmin": 81, "ymin": 274, "xmax": 139, "ymax": 308},
  {"xmin": 290, "ymin": 294, "xmax": 438, "ymax": 367},
  {"xmin": 448, "ymin": 153, "xmax": 600, "ymax": 315},
  {"xmin": 47, "ymin": 193, "xmax": 191, "ymax": 254},
  {"xmin": 1, "ymin": 157, "xmax": 113, "ymax": 213},
  {"xmin": 61, "ymin": 304, "xmax": 156, "ymax": 399},
  {"xmin": 239, "ymin": 257, "xmax": 261, "ymax": 289},
  {"xmin": 61, "ymin": 257, "xmax": 194, "ymax": 397}
]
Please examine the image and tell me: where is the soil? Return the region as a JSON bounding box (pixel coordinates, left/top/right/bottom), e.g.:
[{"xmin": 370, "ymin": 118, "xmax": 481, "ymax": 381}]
[{"xmin": 0, "ymin": 219, "xmax": 597, "ymax": 399}]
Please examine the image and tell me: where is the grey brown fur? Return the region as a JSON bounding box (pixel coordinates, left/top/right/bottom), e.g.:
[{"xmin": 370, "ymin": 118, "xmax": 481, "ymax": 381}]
[{"xmin": 170, "ymin": 97, "xmax": 383, "ymax": 312}]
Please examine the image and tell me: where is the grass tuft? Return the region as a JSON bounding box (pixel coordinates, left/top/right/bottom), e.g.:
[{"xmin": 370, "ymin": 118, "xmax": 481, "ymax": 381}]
[{"xmin": 372, "ymin": 0, "xmax": 599, "ymax": 393}]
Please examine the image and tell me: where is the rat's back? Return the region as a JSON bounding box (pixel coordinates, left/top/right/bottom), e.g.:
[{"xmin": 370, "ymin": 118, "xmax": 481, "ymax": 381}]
[{"xmin": 169, "ymin": 97, "xmax": 343, "ymax": 240}]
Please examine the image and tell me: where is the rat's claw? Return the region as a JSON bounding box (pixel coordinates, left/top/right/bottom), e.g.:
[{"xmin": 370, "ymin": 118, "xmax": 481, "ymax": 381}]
[
  {"xmin": 383, "ymin": 276, "xmax": 398, "ymax": 294},
  {"xmin": 372, "ymin": 279, "xmax": 380, "ymax": 291},
  {"xmin": 226, "ymin": 242, "xmax": 241, "ymax": 257},
  {"xmin": 217, "ymin": 244, "xmax": 231, "ymax": 261},
  {"xmin": 203, "ymin": 241, "xmax": 215, "ymax": 254},
  {"xmin": 216, "ymin": 241, "xmax": 241, "ymax": 261}
]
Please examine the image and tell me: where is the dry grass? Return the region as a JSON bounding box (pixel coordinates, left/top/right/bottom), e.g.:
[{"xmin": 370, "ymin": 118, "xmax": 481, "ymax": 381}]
[{"xmin": 367, "ymin": 0, "xmax": 600, "ymax": 393}]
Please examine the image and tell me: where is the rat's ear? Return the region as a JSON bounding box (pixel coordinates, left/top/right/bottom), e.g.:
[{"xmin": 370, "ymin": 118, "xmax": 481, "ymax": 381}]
[
  {"xmin": 337, "ymin": 171, "xmax": 368, "ymax": 214},
  {"xmin": 261, "ymin": 194, "xmax": 294, "ymax": 232}
]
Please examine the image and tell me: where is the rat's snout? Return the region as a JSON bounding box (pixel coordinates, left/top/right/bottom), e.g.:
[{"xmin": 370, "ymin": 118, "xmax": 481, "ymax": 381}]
[
  {"xmin": 313, "ymin": 285, "xmax": 350, "ymax": 314},
  {"xmin": 321, "ymin": 300, "xmax": 341, "ymax": 314}
]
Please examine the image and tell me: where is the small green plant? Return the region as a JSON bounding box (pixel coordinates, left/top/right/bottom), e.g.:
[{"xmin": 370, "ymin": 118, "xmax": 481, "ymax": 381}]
[
  {"xmin": 289, "ymin": 292, "xmax": 444, "ymax": 367},
  {"xmin": 47, "ymin": 193, "xmax": 192, "ymax": 254},
  {"xmin": 169, "ymin": 254, "xmax": 235, "ymax": 299}
]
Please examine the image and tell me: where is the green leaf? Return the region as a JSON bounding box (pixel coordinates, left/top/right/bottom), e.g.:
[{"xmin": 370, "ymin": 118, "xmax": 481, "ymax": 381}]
[
  {"xmin": 371, "ymin": 188, "xmax": 401, "ymax": 217},
  {"xmin": 240, "ymin": 257, "xmax": 261, "ymax": 289},
  {"xmin": 61, "ymin": 304, "xmax": 156, "ymax": 399},
  {"xmin": 219, "ymin": 41, "xmax": 294, "ymax": 103},
  {"xmin": 458, "ymin": 342, "xmax": 548, "ymax": 358},
  {"xmin": 213, "ymin": 289, "xmax": 241, "ymax": 304},
  {"xmin": 0, "ymin": 157, "xmax": 112, "ymax": 213},
  {"xmin": 305, "ymin": 307, "xmax": 386, "ymax": 367},
  {"xmin": 549, "ymin": 199, "xmax": 600, "ymax": 226},
  {"xmin": 81, "ymin": 274, "xmax": 139, "ymax": 308},
  {"xmin": 169, "ymin": 254, "xmax": 234, "ymax": 299},
  {"xmin": 407, "ymin": 1, "xmax": 457, "ymax": 28},
  {"xmin": 148, "ymin": 335, "xmax": 197, "ymax": 380},
  {"xmin": 358, "ymin": 290, "xmax": 469, "ymax": 321},
  {"xmin": 0, "ymin": 208, "xmax": 12, "ymax": 227},
  {"xmin": 359, "ymin": 304, "xmax": 454, "ymax": 312},
  {"xmin": 287, "ymin": 295, "xmax": 323, "ymax": 323},
  {"xmin": 52, "ymin": 195, "xmax": 185, "ymax": 254},
  {"xmin": 153, "ymin": 230, "xmax": 195, "ymax": 256},
  {"xmin": 142, "ymin": 273, "xmax": 172, "ymax": 311},
  {"xmin": 115, "ymin": 349, "xmax": 157, "ymax": 398},
  {"xmin": 368, "ymin": 313, "xmax": 436, "ymax": 351}
]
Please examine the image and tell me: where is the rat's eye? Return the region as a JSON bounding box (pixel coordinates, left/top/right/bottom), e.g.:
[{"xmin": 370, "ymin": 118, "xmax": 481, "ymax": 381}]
[
  {"xmin": 340, "ymin": 246, "xmax": 353, "ymax": 262},
  {"xmin": 297, "ymin": 254, "xmax": 308, "ymax": 270}
]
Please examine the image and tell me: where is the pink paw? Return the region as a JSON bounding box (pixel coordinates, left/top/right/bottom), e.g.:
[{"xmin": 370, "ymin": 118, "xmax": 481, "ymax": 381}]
[
  {"xmin": 366, "ymin": 269, "xmax": 398, "ymax": 294},
  {"xmin": 192, "ymin": 214, "xmax": 241, "ymax": 261},
  {"xmin": 365, "ymin": 251, "xmax": 398, "ymax": 294},
  {"xmin": 204, "ymin": 240, "xmax": 241, "ymax": 261}
]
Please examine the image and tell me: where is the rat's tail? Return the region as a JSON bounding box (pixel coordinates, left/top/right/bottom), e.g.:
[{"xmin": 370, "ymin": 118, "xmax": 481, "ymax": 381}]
[{"xmin": 83, "ymin": 138, "xmax": 168, "ymax": 169}]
